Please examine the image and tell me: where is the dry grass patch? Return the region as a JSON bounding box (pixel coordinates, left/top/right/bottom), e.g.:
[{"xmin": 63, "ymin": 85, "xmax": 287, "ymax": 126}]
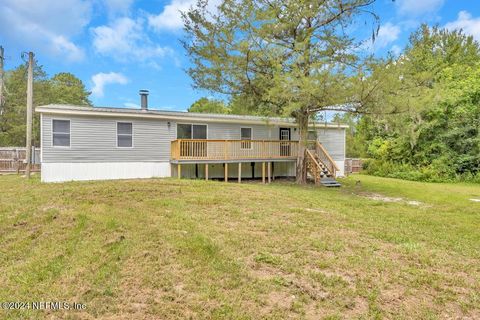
[{"xmin": 0, "ymin": 174, "xmax": 479, "ymax": 319}]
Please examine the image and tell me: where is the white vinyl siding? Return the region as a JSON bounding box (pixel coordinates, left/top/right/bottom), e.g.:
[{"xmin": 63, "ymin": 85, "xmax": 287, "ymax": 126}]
[
  {"xmin": 42, "ymin": 115, "xmax": 175, "ymax": 163},
  {"xmin": 41, "ymin": 114, "xmax": 346, "ymax": 164},
  {"xmin": 316, "ymin": 127, "xmax": 345, "ymax": 161},
  {"xmin": 207, "ymin": 123, "xmax": 275, "ymax": 140}
]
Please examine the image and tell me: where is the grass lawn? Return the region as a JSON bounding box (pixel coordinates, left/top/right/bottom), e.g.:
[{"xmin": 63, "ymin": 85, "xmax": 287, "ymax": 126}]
[{"xmin": 0, "ymin": 174, "xmax": 479, "ymax": 319}]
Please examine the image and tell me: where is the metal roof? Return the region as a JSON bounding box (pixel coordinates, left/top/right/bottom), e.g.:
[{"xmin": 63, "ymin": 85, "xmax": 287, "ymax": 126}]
[{"xmin": 35, "ymin": 104, "xmax": 348, "ymax": 128}]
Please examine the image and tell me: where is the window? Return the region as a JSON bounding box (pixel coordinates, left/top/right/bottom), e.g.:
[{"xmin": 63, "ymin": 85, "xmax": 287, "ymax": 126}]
[
  {"xmin": 52, "ymin": 119, "xmax": 70, "ymax": 147},
  {"xmin": 177, "ymin": 124, "xmax": 207, "ymax": 139},
  {"xmin": 177, "ymin": 123, "xmax": 207, "ymax": 157},
  {"xmin": 241, "ymin": 127, "xmax": 252, "ymax": 149},
  {"xmin": 192, "ymin": 124, "xmax": 207, "ymax": 139},
  {"xmin": 117, "ymin": 122, "xmax": 133, "ymax": 147},
  {"xmin": 177, "ymin": 124, "xmax": 192, "ymax": 139},
  {"xmin": 308, "ymin": 130, "xmax": 317, "ymax": 141},
  {"xmin": 280, "ymin": 128, "xmax": 290, "ymax": 141}
]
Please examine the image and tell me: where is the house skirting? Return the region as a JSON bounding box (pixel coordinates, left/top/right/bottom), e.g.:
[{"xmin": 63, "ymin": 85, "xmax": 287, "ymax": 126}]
[
  {"xmin": 41, "ymin": 160, "xmax": 344, "ymax": 182},
  {"xmin": 335, "ymin": 160, "xmax": 345, "ymax": 177},
  {"xmin": 41, "ymin": 162, "xmax": 171, "ymax": 182}
]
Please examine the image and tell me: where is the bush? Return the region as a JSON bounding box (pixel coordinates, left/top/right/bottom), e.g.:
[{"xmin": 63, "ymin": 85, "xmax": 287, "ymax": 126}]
[{"xmin": 362, "ymin": 159, "xmax": 480, "ymax": 183}]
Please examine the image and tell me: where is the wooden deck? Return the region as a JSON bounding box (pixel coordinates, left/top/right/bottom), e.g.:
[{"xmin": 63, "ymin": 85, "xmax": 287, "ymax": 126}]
[
  {"xmin": 171, "ymin": 139, "xmax": 299, "ymax": 162},
  {"xmin": 170, "ymin": 139, "xmax": 339, "ymax": 184}
]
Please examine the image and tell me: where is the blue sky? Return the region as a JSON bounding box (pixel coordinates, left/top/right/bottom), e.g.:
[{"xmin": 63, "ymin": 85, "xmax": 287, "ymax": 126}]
[{"xmin": 1, "ymin": 0, "xmax": 479, "ymax": 111}]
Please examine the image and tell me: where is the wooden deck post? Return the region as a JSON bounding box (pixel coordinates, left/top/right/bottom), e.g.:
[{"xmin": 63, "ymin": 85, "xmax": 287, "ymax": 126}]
[
  {"xmin": 238, "ymin": 162, "xmax": 242, "ymax": 183},
  {"xmin": 224, "ymin": 163, "xmax": 228, "ymax": 182},
  {"xmin": 178, "ymin": 164, "xmax": 182, "ymax": 179},
  {"xmin": 205, "ymin": 164, "xmax": 208, "ymax": 181},
  {"xmin": 267, "ymin": 162, "xmax": 271, "ymax": 184},
  {"xmin": 262, "ymin": 162, "xmax": 266, "ymax": 184}
]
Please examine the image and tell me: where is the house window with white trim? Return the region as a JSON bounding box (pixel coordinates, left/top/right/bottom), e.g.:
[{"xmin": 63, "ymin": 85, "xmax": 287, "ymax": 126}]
[
  {"xmin": 241, "ymin": 127, "xmax": 252, "ymax": 149},
  {"xmin": 52, "ymin": 119, "xmax": 70, "ymax": 147},
  {"xmin": 117, "ymin": 122, "xmax": 133, "ymax": 147}
]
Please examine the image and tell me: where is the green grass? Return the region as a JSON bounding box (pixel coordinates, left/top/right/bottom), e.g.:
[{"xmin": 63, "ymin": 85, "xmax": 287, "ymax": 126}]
[{"xmin": 0, "ymin": 174, "xmax": 479, "ymax": 319}]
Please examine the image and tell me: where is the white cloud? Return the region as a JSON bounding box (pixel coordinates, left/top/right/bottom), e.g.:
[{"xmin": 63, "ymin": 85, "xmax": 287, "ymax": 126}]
[
  {"xmin": 0, "ymin": 0, "xmax": 90, "ymax": 62},
  {"xmin": 51, "ymin": 36, "xmax": 85, "ymax": 61},
  {"xmin": 148, "ymin": 0, "xmax": 221, "ymax": 32},
  {"xmin": 390, "ymin": 45, "xmax": 402, "ymax": 56},
  {"xmin": 91, "ymin": 72, "xmax": 128, "ymax": 97},
  {"xmin": 375, "ymin": 23, "xmax": 401, "ymax": 49},
  {"xmin": 104, "ymin": 0, "xmax": 135, "ymax": 17},
  {"xmin": 148, "ymin": 0, "xmax": 194, "ymax": 31},
  {"xmin": 396, "ymin": 0, "xmax": 445, "ymax": 16},
  {"xmin": 91, "ymin": 17, "xmax": 173, "ymax": 64},
  {"xmin": 444, "ymin": 11, "xmax": 480, "ymax": 41},
  {"xmin": 362, "ymin": 22, "xmax": 401, "ymax": 52}
]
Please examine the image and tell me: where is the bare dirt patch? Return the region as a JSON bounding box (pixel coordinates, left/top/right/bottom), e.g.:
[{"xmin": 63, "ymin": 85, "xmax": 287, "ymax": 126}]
[
  {"xmin": 359, "ymin": 192, "xmax": 425, "ymax": 206},
  {"xmin": 265, "ymin": 291, "xmax": 296, "ymax": 310},
  {"xmin": 249, "ymin": 261, "xmax": 331, "ymax": 301}
]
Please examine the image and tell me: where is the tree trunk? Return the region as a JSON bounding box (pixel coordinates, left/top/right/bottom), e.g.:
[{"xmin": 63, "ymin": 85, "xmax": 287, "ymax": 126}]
[{"xmin": 295, "ymin": 112, "xmax": 309, "ymax": 184}]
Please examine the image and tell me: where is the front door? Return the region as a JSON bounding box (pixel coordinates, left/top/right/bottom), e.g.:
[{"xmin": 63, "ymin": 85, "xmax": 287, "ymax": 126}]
[{"xmin": 279, "ymin": 128, "xmax": 291, "ymax": 156}]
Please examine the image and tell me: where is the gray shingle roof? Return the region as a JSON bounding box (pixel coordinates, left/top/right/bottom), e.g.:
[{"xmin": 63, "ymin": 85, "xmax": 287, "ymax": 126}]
[{"xmin": 36, "ymin": 104, "xmax": 348, "ymax": 128}]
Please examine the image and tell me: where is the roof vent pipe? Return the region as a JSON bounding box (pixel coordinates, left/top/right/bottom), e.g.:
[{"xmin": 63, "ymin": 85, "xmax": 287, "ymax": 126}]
[{"xmin": 139, "ymin": 90, "xmax": 149, "ymax": 110}]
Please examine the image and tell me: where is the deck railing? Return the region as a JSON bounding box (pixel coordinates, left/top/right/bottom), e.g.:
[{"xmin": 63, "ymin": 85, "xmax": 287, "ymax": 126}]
[
  {"xmin": 171, "ymin": 139, "xmax": 299, "ymax": 161},
  {"xmin": 315, "ymin": 141, "xmax": 339, "ymax": 176}
]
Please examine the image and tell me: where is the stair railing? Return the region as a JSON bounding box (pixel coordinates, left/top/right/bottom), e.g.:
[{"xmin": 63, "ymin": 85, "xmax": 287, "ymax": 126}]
[
  {"xmin": 305, "ymin": 149, "xmax": 321, "ymax": 184},
  {"xmin": 315, "ymin": 141, "xmax": 339, "ymax": 177}
]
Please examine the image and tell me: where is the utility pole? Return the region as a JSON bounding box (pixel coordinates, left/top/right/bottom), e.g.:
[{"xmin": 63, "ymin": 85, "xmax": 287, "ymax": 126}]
[
  {"xmin": 25, "ymin": 52, "xmax": 34, "ymax": 178},
  {"xmin": 0, "ymin": 46, "xmax": 4, "ymax": 113}
]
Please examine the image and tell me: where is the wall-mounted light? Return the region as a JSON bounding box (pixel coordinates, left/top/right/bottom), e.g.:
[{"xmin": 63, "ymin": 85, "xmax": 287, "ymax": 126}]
[{"xmin": 167, "ymin": 121, "xmax": 171, "ymax": 128}]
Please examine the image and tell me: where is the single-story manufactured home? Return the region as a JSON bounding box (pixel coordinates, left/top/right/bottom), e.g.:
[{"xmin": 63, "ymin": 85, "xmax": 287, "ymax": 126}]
[{"xmin": 36, "ymin": 92, "xmax": 347, "ymax": 183}]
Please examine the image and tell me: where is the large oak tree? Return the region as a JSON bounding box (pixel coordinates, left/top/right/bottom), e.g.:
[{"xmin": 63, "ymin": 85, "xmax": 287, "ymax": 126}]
[{"xmin": 182, "ymin": 0, "xmax": 383, "ymax": 183}]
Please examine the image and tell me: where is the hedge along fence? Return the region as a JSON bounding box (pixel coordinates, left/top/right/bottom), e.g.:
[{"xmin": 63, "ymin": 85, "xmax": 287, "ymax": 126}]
[{"xmin": 0, "ymin": 147, "xmax": 41, "ymax": 172}]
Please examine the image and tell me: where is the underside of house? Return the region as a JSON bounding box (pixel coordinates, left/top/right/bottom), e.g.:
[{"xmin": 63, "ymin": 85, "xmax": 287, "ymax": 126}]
[{"xmin": 36, "ymin": 103, "xmax": 347, "ymax": 184}]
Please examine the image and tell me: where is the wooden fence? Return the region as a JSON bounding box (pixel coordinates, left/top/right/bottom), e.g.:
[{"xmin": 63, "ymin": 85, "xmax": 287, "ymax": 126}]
[
  {"xmin": 0, "ymin": 147, "xmax": 41, "ymax": 173},
  {"xmin": 344, "ymin": 158, "xmax": 363, "ymax": 174}
]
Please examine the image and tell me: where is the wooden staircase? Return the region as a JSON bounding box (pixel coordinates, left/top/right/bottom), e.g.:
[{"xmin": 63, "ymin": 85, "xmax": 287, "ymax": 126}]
[{"xmin": 306, "ymin": 141, "xmax": 341, "ymax": 187}]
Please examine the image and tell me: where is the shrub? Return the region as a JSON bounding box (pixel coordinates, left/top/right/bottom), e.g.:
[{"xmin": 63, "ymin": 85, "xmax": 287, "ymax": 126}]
[{"xmin": 362, "ymin": 159, "xmax": 480, "ymax": 183}]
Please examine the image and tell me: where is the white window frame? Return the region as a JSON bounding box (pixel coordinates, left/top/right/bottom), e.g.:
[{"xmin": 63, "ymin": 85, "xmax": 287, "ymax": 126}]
[
  {"xmin": 116, "ymin": 121, "xmax": 134, "ymax": 148},
  {"xmin": 51, "ymin": 118, "xmax": 71, "ymax": 148},
  {"xmin": 176, "ymin": 123, "xmax": 208, "ymax": 139},
  {"xmin": 240, "ymin": 127, "xmax": 253, "ymax": 150}
]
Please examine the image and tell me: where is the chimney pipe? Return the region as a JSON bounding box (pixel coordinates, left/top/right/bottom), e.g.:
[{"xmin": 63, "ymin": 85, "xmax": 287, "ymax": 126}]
[{"xmin": 139, "ymin": 89, "xmax": 149, "ymax": 110}]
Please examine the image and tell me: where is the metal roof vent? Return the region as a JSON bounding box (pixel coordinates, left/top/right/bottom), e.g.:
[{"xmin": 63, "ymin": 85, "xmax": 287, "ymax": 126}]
[{"xmin": 139, "ymin": 90, "xmax": 149, "ymax": 110}]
